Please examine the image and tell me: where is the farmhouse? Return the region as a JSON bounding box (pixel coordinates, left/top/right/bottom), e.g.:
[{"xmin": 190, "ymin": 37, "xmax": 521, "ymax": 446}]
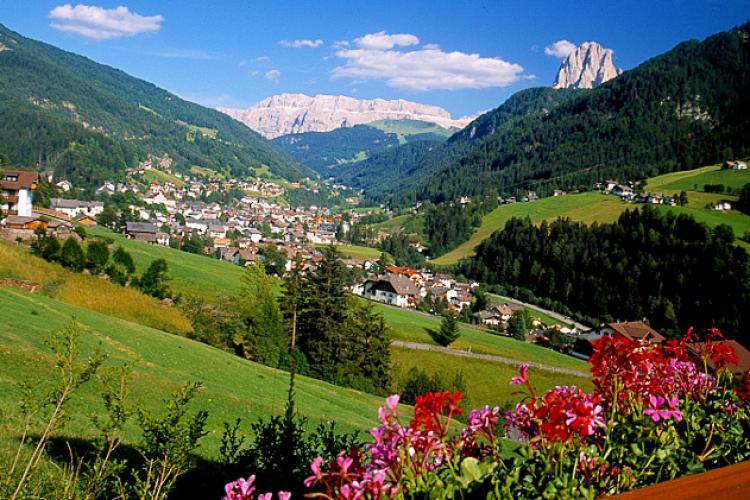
[
  {"xmin": 596, "ymin": 321, "xmax": 666, "ymax": 343},
  {"xmin": 363, "ymin": 274, "xmax": 421, "ymax": 308},
  {"xmin": 50, "ymin": 198, "xmax": 104, "ymax": 218},
  {"xmin": 125, "ymin": 221, "xmax": 159, "ymax": 244},
  {"xmin": 1, "ymin": 170, "xmax": 38, "ymax": 217}
]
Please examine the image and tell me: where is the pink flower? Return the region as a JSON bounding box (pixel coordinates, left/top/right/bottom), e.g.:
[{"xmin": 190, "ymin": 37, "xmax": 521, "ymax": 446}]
[
  {"xmin": 510, "ymin": 363, "xmax": 529, "ymax": 385},
  {"xmin": 643, "ymin": 395, "xmax": 683, "ymax": 422},
  {"xmin": 277, "ymin": 493, "xmax": 291, "ymax": 500},
  {"xmin": 223, "ymin": 475, "xmax": 256, "ymax": 500}
]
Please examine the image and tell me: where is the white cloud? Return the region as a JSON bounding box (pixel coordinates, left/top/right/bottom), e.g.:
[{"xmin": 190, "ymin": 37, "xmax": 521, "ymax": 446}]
[
  {"xmin": 422, "ymin": 43, "xmax": 440, "ymax": 50},
  {"xmin": 332, "ymin": 31, "xmax": 525, "ymax": 91},
  {"xmin": 279, "ymin": 39, "xmax": 323, "ymax": 48},
  {"xmin": 354, "ymin": 31, "xmax": 419, "ymax": 50},
  {"xmin": 331, "ymin": 40, "xmax": 349, "ymax": 49},
  {"xmin": 49, "ymin": 4, "xmax": 163, "ymax": 40},
  {"xmin": 254, "ymin": 55, "xmax": 270, "ymax": 61},
  {"xmin": 544, "ymin": 40, "xmax": 576, "ymax": 58},
  {"xmin": 264, "ymin": 69, "xmax": 281, "ymax": 81}
]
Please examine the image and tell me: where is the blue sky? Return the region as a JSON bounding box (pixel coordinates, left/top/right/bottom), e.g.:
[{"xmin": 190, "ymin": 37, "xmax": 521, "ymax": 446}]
[{"xmin": 1, "ymin": 1, "xmax": 748, "ymax": 117}]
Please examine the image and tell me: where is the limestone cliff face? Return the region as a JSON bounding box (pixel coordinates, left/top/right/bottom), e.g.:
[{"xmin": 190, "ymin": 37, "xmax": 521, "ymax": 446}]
[
  {"xmin": 552, "ymin": 42, "xmax": 621, "ymax": 89},
  {"xmin": 219, "ymin": 93, "xmax": 474, "ymax": 139}
]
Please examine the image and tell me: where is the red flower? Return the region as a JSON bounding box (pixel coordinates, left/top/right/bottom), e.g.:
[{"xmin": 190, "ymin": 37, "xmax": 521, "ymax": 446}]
[{"xmin": 410, "ymin": 391, "xmax": 463, "ymax": 437}]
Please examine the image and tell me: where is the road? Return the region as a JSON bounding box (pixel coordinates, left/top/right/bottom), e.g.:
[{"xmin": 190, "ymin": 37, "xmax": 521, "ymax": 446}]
[
  {"xmin": 392, "ymin": 340, "xmax": 591, "ymax": 378},
  {"xmin": 487, "ymin": 293, "xmax": 591, "ymax": 331}
]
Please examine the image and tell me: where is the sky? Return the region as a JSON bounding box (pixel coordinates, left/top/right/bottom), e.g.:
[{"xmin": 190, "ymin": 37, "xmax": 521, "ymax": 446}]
[{"xmin": 0, "ymin": 1, "xmax": 748, "ymax": 117}]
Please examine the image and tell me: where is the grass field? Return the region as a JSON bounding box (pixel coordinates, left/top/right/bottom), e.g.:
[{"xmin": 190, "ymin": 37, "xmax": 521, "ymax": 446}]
[
  {"xmin": 139, "ymin": 169, "xmax": 186, "ymax": 189},
  {"xmin": 371, "ymin": 303, "xmax": 588, "ymax": 373},
  {"xmin": 431, "ymin": 166, "xmax": 750, "ymax": 266},
  {"xmin": 0, "ymin": 287, "xmax": 391, "ymax": 458},
  {"xmin": 86, "ymin": 226, "xmax": 245, "ymax": 300},
  {"xmin": 391, "ymin": 347, "xmax": 592, "ymax": 412},
  {"xmin": 0, "ymin": 241, "xmax": 192, "ymax": 334},
  {"xmin": 432, "ymin": 192, "xmax": 626, "ymax": 265},
  {"xmin": 315, "ymin": 244, "xmax": 385, "ymax": 260},
  {"xmin": 648, "ymin": 164, "xmax": 750, "ymax": 193}
]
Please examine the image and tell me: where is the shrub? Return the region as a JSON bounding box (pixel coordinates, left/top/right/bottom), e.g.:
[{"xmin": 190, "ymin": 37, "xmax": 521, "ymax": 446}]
[{"xmin": 60, "ymin": 237, "xmax": 86, "ymax": 272}]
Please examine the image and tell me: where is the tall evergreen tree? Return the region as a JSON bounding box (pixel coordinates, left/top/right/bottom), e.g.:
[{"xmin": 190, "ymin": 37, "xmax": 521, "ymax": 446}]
[
  {"xmin": 236, "ymin": 261, "xmax": 286, "ymax": 368},
  {"xmin": 429, "ymin": 310, "xmax": 461, "ymax": 347}
]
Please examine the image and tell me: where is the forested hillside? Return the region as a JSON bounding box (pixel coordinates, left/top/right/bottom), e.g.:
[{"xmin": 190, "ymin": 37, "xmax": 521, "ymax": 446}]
[
  {"xmin": 459, "ymin": 206, "xmax": 750, "ymax": 344},
  {"xmin": 0, "ymin": 24, "xmax": 307, "ymax": 186},
  {"xmin": 333, "ymin": 88, "xmax": 580, "ymax": 203},
  {"xmin": 338, "ymin": 22, "xmax": 750, "ymax": 207},
  {"xmin": 273, "ymin": 125, "xmax": 403, "ymax": 174}
]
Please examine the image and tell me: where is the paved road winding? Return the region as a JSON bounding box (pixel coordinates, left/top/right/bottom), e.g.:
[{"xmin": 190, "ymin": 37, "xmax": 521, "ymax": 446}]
[{"xmin": 392, "ymin": 340, "xmax": 591, "ymax": 378}]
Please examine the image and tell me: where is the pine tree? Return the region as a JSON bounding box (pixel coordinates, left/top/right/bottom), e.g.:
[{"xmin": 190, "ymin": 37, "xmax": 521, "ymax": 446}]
[
  {"xmin": 85, "ymin": 240, "xmax": 109, "ymax": 274},
  {"xmin": 429, "ymin": 310, "xmax": 461, "ymax": 347},
  {"xmin": 236, "ymin": 260, "xmax": 286, "ymax": 368},
  {"xmin": 297, "ymin": 246, "xmax": 350, "ymax": 381}
]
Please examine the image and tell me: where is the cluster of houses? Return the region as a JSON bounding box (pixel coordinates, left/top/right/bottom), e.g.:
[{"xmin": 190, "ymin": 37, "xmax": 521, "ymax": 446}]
[
  {"xmin": 353, "ymin": 265, "xmax": 477, "ymax": 310},
  {"xmin": 594, "ymin": 179, "xmax": 682, "ymax": 206}
]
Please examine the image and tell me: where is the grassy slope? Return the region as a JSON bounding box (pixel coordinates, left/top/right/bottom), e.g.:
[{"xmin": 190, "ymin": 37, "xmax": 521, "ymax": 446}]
[
  {"xmin": 0, "ymin": 287, "xmax": 388, "ymax": 457},
  {"xmin": 432, "ymin": 165, "xmax": 750, "ymax": 265},
  {"xmin": 87, "ymin": 226, "xmax": 244, "ymax": 300},
  {"xmin": 372, "ymin": 303, "xmax": 588, "ymax": 373},
  {"xmin": 391, "ymin": 347, "xmax": 591, "ymax": 411},
  {"xmin": 0, "ymin": 241, "xmax": 192, "ymax": 334},
  {"xmin": 432, "ymin": 193, "xmax": 625, "ymax": 265}
]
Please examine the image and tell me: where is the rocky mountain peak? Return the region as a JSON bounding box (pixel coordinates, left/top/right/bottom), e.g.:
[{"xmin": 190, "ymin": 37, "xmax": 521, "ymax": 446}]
[
  {"xmin": 552, "ymin": 41, "xmax": 621, "ymax": 89},
  {"xmin": 219, "ymin": 93, "xmax": 474, "ymax": 139}
]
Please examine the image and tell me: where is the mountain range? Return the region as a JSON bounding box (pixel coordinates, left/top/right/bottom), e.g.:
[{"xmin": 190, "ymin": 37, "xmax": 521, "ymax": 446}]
[
  {"xmin": 0, "ymin": 24, "xmax": 306, "ymax": 187},
  {"xmin": 219, "ymin": 93, "xmax": 474, "ymax": 139}
]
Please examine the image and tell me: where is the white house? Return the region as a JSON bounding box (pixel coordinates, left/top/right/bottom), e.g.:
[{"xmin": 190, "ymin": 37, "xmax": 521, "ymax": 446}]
[
  {"xmin": 50, "ymin": 198, "xmax": 104, "ymax": 218},
  {"xmin": 1, "ymin": 170, "xmax": 38, "ymax": 217},
  {"xmin": 363, "ymin": 275, "xmax": 421, "ymax": 308}
]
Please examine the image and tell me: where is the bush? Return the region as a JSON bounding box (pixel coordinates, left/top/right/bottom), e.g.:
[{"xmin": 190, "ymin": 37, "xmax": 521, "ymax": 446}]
[
  {"xmin": 60, "ymin": 237, "xmax": 85, "ymax": 272},
  {"xmin": 86, "ymin": 240, "xmax": 110, "ymax": 274}
]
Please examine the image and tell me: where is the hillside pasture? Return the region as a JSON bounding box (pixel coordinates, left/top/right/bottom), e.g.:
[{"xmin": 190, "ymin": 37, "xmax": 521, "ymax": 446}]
[
  {"xmin": 0, "ymin": 241, "xmax": 192, "ymax": 334},
  {"xmin": 0, "ymin": 287, "xmax": 390, "ymax": 459},
  {"xmin": 432, "ymin": 192, "xmax": 626, "ymax": 265}
]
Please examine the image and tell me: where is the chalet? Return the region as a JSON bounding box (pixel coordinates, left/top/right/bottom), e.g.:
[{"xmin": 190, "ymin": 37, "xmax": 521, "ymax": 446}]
[
  {"xmin": 596, "ymin": 321, "xmax": 666, "ymax": 343},
  {"xmin": 74, "ymin": 214, "xmax": 98, "ymax": 226},
  {"xmin": 612, "ymin": 184, "xmax": 634, "ymax": 198},
  {"xmin": 722, "ymin": 160, "xmax": 748, "ymax": 170},
  {"xmin": 125, "ymin": 221, "xmax": 158, "ymax": 244},
  {"xmin": 1, "ymin": 170, "xmax": 38, "ymax": 217},
  {"xmin": 50, "ymin": 198, "xmax": 104, "ymax": 218},
  {"xmin": 384, "ymin": 265, "xmax": 426, "ymax": 287},
  {"xmin": 714, "ymin": 202, "xmax": 732, "ymax": 211},
  {"xmin": 478, "ymin": 310, "xmax": 503, "ymax": 326},
  {"xmin": 56, "ymin": 180, "xmax": 73, "ymax": 192},
  {"xmin": 364, "ymin": 274, "xmax": 421, "ymax": 308}
]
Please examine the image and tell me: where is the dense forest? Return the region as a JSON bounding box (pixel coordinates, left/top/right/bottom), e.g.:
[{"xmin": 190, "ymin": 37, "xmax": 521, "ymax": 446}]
[
  {"xmin": 334, "ymin": 22, "xmax": 750, "ymax": 207},
  {"xmin": 273, "ymin": 125, "xmax": 404, "ymax": 174},
  {"xmin": 0, "ymin": 23, "xmax": 307, "ymax": 186},
  {"xmin": 333, "ymin": 88, "xmax": 579, "ymax": 204},
  {"xmin": 459, "ymin": 206, "xmax": 750, "ymax": 344}
]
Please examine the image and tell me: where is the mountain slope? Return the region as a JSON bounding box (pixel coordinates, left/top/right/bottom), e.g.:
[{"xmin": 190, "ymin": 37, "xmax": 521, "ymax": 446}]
[
  {"xmin": 332, "ymin": 87, "xmax": 581, "ymax": 203},
  {"xmin": 349, "ymin": 22, "xmax": 750, "ymax": 206},
  {"xmin": 220, "ymin": 93, "xmax": 473, "ymax": 139},
  {"xmin": 0, "ymin": 24, "xmax": 307, "ymax": 185},
  {"xmin": 273, "ymin": 121, "xmax": 449, "ymax": 175}
]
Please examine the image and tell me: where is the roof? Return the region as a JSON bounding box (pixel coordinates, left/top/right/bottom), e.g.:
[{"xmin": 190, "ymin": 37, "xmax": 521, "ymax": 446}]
[
  {"xmin": 4, "ymin": 215, "xmax": 39, "ymax": 226},
  {"xmin": 125, "ymin": 221, "xmax": 158, "ymax": 234},
  {"xmin": 51, "ymin": 198, "xmax": 103, "ymax": 209},
  {"xmin": 1, "ymin": 170, "xmax": 38, "ymax": 190},
  {"xmin": 369, "ymin": 274, "xmax": 420, "ymax": 296},
  {"xmin": 607, "ymin": 321, "xmax": 665, "ymax": 343}
]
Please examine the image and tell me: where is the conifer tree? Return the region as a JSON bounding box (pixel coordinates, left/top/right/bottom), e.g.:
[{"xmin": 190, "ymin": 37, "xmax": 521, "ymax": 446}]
[
  {"xmin": 236, "ymin": 260, "xmax": 286, "ymax": 368},
  {"xmin": 429, "ymin": 310, "xmax": 461, "ymax": 347}
]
